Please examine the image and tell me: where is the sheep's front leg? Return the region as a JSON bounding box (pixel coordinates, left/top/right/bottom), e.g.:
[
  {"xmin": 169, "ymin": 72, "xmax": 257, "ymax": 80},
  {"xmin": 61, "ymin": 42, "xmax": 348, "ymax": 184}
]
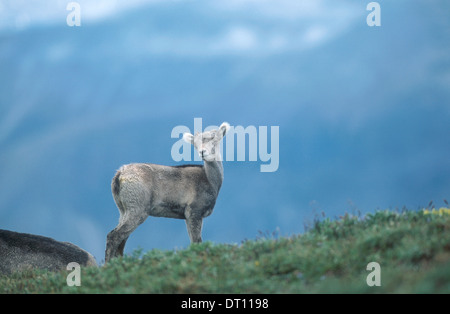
[{"xmin": 185, "ymin": 215, "xmax": 203, "ymax": 243}]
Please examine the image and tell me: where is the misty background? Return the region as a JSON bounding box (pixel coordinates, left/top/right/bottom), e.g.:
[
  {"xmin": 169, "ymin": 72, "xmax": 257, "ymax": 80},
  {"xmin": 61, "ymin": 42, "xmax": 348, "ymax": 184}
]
[{"xmin": 0, "ymin": 0, "xmax": 449, "ymax": 263}]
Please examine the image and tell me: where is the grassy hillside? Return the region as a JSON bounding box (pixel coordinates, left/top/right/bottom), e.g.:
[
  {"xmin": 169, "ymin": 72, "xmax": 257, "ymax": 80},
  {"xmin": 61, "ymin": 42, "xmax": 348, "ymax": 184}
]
[{"xmin": 1, "ymin": 209, "xmax": 449, "ymax": 293}]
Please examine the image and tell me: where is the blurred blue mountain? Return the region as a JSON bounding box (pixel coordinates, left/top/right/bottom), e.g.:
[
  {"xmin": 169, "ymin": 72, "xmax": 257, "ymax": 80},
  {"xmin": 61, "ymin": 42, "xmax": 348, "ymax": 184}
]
[{"xmin": 0, "ymin": 0, "xmax": 449, "ymax": 262}]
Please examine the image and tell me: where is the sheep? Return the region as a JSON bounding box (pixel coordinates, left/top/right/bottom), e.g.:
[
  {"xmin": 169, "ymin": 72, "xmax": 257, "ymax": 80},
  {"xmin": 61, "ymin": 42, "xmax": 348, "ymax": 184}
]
[
  {"xmin": 0, "ymin": 229, "xmax": 97, "ymax": 275},
  {"xmin": 105, "ymin": 122, "xmax": 230, "ymax": 262}
]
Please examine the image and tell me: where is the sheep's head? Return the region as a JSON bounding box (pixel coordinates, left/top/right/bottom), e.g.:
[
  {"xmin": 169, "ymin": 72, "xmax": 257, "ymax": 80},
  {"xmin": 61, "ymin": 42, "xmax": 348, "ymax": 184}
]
[{"xmin": 183, "ymin": 122, "xmax": 230, "ymax": 162}]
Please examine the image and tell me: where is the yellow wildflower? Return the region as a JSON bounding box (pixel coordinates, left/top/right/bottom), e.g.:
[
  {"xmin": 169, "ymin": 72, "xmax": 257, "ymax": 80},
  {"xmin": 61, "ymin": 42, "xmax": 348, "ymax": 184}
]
[{"xmin": 423, "ymin": 208, "xmax": 450, "ymax": 216}]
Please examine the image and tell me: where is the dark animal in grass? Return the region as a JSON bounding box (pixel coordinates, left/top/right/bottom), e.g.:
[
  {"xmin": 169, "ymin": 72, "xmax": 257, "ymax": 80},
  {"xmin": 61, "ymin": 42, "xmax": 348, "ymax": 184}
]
[{"xmin": 0, "ymin": 229, "xmax": 97, "ymax": 275}]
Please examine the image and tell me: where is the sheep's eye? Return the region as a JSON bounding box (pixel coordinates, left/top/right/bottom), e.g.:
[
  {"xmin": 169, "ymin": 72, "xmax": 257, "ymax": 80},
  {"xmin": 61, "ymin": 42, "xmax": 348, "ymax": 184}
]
[{"xmin": 203, "ymin": 133, "xmax": 215, "ymax": 140}]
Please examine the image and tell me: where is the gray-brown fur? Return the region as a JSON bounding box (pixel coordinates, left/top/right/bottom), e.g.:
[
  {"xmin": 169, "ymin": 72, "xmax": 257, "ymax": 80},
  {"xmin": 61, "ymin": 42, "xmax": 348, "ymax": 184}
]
[
  {"xmin": 0, "ymin": 229, "xmax": 97, "ymax": 275},
  {"xmin": 105, "ymin": 122, "xmax": 230, "ymax": 262}
]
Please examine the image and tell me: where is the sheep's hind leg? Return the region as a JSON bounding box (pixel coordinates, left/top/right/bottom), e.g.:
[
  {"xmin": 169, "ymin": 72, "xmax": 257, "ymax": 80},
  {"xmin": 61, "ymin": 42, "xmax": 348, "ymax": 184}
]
[{"xmin": 105, "ymin": 211, "xmax": 148, "ymax": 262}]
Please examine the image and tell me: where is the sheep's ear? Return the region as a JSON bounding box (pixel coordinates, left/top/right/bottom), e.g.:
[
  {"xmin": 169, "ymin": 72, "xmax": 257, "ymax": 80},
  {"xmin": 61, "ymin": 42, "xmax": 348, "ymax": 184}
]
[
  {"xmin": 183, "ymin": 133, "xmax": 194, "ymax": 144},
  {"xmin": 217, "ymin": 122, "xmax": 230, "ymax": 139}
]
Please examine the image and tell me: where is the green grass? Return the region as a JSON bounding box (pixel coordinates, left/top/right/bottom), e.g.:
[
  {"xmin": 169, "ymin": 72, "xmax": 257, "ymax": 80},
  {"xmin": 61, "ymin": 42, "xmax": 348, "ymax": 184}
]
[{"xmin": 1, "ymin": 209, "xmax": 450, "ymax": 293}]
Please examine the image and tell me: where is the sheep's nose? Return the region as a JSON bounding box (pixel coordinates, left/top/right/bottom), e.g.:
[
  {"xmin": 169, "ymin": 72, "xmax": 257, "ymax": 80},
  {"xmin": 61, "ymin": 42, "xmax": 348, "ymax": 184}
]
[{"xmin": 200, "ymin": 149, "xmax": 207, "ymax": 156}]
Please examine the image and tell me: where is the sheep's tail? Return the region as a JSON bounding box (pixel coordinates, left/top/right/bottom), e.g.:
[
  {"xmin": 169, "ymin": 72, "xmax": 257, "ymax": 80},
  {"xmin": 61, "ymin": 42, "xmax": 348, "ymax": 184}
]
[
  {"xmin": 111, "ymin": 170, "xmax": 121, "ymax": 197},
  {"xmin": 111, "ymin": 169, "xmax": 126, "ymax": 217}
]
